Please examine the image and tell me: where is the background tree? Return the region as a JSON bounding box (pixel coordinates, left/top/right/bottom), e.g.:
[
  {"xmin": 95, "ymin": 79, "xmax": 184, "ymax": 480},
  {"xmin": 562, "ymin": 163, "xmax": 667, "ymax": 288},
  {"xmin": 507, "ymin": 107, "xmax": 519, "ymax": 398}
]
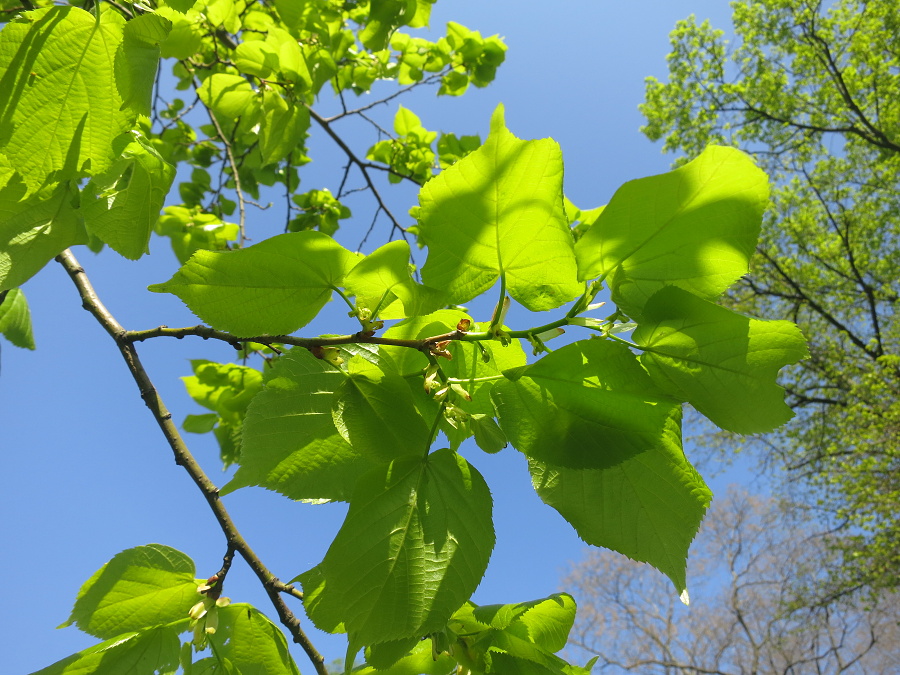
[
  {"xmin": 639, "ymin": 0, "xmax": 900, "ymax": 598},
  {"xmin": 565, "ymin": 487, "xmax": 900, "ymax": 675}
]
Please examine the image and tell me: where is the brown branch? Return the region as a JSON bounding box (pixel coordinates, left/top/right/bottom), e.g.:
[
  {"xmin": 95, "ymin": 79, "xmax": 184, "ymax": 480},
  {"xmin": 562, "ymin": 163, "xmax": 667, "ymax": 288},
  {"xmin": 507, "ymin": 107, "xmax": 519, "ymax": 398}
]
[
  {"xmin": 124, "ymin": 323, "xmax": 472, "ymax": 351},
  {"xmin": 55, "ymin": 249, "xmax": 328, "ymax": 675},
  {"xmin": 206, "ymin": 108, "xmax": 248, "ymax": 244},
  {"xmin": 307, "ymin": 107, "xmax": 411, "ymax": 237}
]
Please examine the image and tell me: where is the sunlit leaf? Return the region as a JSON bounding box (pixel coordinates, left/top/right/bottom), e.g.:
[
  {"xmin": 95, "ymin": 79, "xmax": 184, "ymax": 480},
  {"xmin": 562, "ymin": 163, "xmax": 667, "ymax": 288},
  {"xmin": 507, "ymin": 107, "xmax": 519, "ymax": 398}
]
[
  {"xmin": 148, "ymin": 231, "xmax": 358, "ymax": 336},
  {"xmin": 492, "ymin": 340, "xmax": 680, "ymax": 469},
  {"xmin": 418, "ymin": 104, "xmax": 581, "ymax": 310},
  {"xmin": 529, "ymin": 410, "xmax": 710, "ymax": 594},
  {"xmin": 59, "ymin": 544, "xmax": 197, "ymax": 640},
  {"xmin": 0, "ymin": 7, "xmax": 133, "ymax": 191},
  {"xmin": 634, "ymin": 285, "xmax": 809, "ymax": 434},
  {"xmin": 575, "ymin": 146, "xmax": 767, "ymax": 318},
  {"xmin": 222, "ymin": 348, "xmax": 374, "ymax": 502},
  {"xmin": 301, "ymin": 449, "xmax": 494, "ymax": 647}
]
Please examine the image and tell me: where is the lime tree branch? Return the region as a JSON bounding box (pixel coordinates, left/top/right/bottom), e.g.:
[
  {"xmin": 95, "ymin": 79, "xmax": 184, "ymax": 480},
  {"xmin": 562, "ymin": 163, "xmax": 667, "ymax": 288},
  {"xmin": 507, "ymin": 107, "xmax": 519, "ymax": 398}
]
[
  {"xmin": 124, "ymin": 314, "xmax": 582, "ymax": 353},
  {"xmin": 55, "ymin": 249, "xmax": 327, "ymax": 675}
]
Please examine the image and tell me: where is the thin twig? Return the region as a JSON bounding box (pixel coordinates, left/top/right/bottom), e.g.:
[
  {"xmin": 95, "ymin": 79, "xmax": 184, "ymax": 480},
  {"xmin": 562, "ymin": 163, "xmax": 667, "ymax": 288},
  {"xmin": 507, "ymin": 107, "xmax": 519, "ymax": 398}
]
[{"xmin": 55, "ymin": 249, "xmax": 328, "ymax": 675}]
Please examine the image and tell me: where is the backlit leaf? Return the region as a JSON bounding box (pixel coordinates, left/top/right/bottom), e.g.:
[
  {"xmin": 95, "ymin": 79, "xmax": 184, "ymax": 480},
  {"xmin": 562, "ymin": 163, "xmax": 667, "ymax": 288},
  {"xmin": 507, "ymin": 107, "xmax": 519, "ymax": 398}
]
[
  {"xmin": 300, "ymin": 449, "xmax": 494, "ymax": 647},
  {"xmin": 0, "ymin": 7, "xmax": 133, "ymax": 191},
  {"xmin": 634, "ymin": 285, "xmax": 809, "ymax": 434},
  {"xmin": 492, "ymin": 340, "xmax": 680, "ymax": 469},
  {"xmin": 575, "ymin": 146, "xmax": 767, "ymax": 318},
  {"xmin": 418, "ymin": 104, "xmax": 581, "ymax": 310},
  {"xmin": 0, "ymin": 287, "xmax": 35, "ymax": 349},
  {"xmin": 82, "ymin": 133, "xmax": 175, "ymax": 260},
  {"xmin": 222, "ymin": 348, "xmax": 374, "ymax": 502},
  {"xmin": 0, "ymin": 181, "xmax": 87, "ymax": 292},
  {"xmin": 529, "ymin": 410, "xmax": 710, "ymax": 593},
  {"xmin": 28, "ymin": 626, "xmax": 181, "ymax": 675},
  {"xmin": 59, "ymin": 544, "xmax": 197, "ymax": 640},
  {"xmin": 332, "ymin": 357, "xmax": 432, "ymax": 462},
  {"xmin": 148, "ymin": 231, "xmax": 359, "ymax": 336}
]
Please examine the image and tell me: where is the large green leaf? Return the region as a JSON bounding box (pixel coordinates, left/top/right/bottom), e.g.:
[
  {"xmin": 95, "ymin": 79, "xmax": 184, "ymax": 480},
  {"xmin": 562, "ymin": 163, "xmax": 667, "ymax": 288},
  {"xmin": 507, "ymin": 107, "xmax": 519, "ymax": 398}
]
[
  {"xmin": 207, "ymin": 605, "xmax": 301, "ymax": 675},
  {"xmin": 0, "ymin": 287, "xmax": 35, "ymax": 349},
  {"xmin": 332, "ymin": 357, "xmax": 433, "ymax": 462},
  {"xmin": 222, "ymin": 348, "xmax": 375, "ymax": 502},
  {"xmin": 491, "ymin": 340, "xmax": 680, "ymax": 469},
  {"xmin": 60, "ymin": 544, "xmax": 197, "ymax": 640},
  {"xmin": 116, "ymin": 12, "xmax": 172, "ymax": 117},
  {"xmin": 0, "ymin": 7, "xmax": 133, "ymax": 191},
  {"xmin": 356, "ymin": 639, "xmax": 456, "ymax": 675},
  {"xmin": 470, "ymin": 594, "xmax": 576, "ymax": 653},
  {"xmin": 634, "ymin": 285, "xmax": 809, "ymax": 434},
  {"xmin": 0, "ymin": 180, "xmax": 87, "ymax": 292},
  {"xmin": 28, "ymin": 626, "xmax": 181, "ymax": 675},
  {"xmin": 574, "ymin": 145, "xmax": 768, "ymax": 318},
  {"xmin": 343, "ymin": 239, "xmax": 445, "ymax": 319},
  {"xmin": 529, "ymin": 410, "xmax": 710, "ymax": 594},
  {"xmin": 300, "ymin": 448, "xmax": 494, "ymax": 648},
  {"xmin": 82, "ymin": 133, "xmax": 175, "ymax": 260},
  {"xmin": 417, "ymin": 105, "xmax": 581, "ymax": 310},
  {"xmin": 148, "ymin": 231, "xmax": 359, "ymax": 336}
]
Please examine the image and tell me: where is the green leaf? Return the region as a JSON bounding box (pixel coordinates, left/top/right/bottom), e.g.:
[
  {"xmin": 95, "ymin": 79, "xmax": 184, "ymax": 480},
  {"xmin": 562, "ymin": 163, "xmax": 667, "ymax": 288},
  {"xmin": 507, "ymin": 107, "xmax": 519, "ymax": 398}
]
[
  {"xmin": 181, "ymin": 359, "xmax": 263, "ymax": 466},
  {"xmin": 356, "ymin": 640, "xmax": 456, "ymax": 675},
  {"xmin": 28, "ymin": 626, "xmax": 181, "ymax": 675},
  {"xmin": 418, "ymin": 104, "xmax": 581, "ymax": 310},
  {"xmin": 344, "ymin": 239, "xmax": 445, "ymax": 319},
  {"xmin": 222, "ymin": 348, "xmax": 375, "ymax": 502},
  {"xmin": 300, "ymin": 448, "xmax": 494, "ymax": 647},
  {"xmin": 0, "ymin": 7, "xmax": 134, "ymax": 191},
  {"xmin": 197, "ymin": 73, "xmax": 260, "ymax": 121},
  {"xmin": 472, "ymin": 594, "xmax": 576, "ymax": 653},
  {"xmin": 634, "ymin": 285, "xmax": 809, "ymax": 434},
  {"xmin": 491, "ymin": 339, "xmax": 681, "ymax": 469},
  {"xmin": 208, "ymin": 605, "xmax": 301, "ymax": 675},
  {"xmin": 234, "ymin": 40, "xmax": 281, "ymax": 79},
  {"xmin": 574, "ymin": 145, "xmax": 768, "ymax": 318},
  {"xmin": 471, "ymin": 415, "xmax": 506, "ymax": 454},
  {"xmin": 82, "ymin": 133, "xmax": 175, "ymax": 260},
  {"xmin": 0, "ymin": 287, "xmax": 35, "ymax": 349},
  {"xmin": 148, "ymin": 231, "xmax": 359, "ymax": 336},
  {"xmin": 0, "ymin": 180, "xmax": 87, "ymax": 292},
  {"xmin": 332, "ymin": 357, "xmax": 433, "ymax": 462},
  {"xmin": 116, "ymin": 12, "xmax": 172, "ymax": 117},
  {"xmin": 183, "ymin": 412, "xmax": 218, "ymax": 433},
  {"xmin": 60, "ymin": 544, "xmax": 197, "ymax": 640},
  {"xmin": 360, "ymin": 0, "xmax": 417, "ymax": 51},
  {"xmin": 156, "ymin": 6, "xmax": 202, "ymax": 58},
  {"xmin": 529, "ymin": 409, "xmax": 711, "ymax": 594},
  {"xmin": 258, "ymin": 88, "xmax": 310, "ymax": 166}
]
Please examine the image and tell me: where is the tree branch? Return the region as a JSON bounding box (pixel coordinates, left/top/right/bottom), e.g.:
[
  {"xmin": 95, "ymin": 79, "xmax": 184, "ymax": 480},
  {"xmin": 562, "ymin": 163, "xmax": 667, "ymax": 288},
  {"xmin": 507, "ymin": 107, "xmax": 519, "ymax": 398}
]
[{"xmin": 55, "ymin": 249, "xmax": 328, "ymax": 675}]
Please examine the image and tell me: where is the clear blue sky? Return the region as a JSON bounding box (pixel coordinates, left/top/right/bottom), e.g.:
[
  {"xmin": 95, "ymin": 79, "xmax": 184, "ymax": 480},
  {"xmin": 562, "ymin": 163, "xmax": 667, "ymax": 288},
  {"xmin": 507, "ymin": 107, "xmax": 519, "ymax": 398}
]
[{"xmin": 1, "ymin": 2, "xmax": 737, "ymax": 672}]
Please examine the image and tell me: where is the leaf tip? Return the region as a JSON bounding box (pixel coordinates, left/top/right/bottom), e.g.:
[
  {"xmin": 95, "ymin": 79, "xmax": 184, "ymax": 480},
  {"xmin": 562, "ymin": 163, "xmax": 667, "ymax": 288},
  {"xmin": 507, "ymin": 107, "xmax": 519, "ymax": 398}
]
[
  {"xmin": 679, "ymin": 588, "xmax": 690, "ymax": 606},
  {"xmin": 490, "ymin": 103, "xmax": 506, "ymax": 135}
]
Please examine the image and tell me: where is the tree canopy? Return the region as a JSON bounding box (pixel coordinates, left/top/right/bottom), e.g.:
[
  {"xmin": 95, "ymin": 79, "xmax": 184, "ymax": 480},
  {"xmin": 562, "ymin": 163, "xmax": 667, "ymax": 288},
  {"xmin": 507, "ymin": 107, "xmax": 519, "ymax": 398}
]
[
  {"xmin": 0, "ymin": 1, "xmax": 807, "ymax": 674},
  {"xmin": 640, "ymin": 0, "xmax": 900, "ymax": 598}
]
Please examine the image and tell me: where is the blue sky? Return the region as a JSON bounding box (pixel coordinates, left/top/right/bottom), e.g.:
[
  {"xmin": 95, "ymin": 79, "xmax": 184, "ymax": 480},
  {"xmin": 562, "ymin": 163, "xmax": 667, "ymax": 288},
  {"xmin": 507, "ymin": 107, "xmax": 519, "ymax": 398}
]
[{"xmin": 1, "ymin": 2, "xmax": 739, "ymax": 672}]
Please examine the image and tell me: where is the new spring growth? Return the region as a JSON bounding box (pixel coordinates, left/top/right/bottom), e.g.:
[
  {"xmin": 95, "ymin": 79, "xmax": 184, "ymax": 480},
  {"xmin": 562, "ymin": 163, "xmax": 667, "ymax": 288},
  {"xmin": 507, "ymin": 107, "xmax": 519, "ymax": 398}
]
[
  {"xmin": 310, "ymin": 345, "xmax": 344, "ymax": 366},
  {"xmin": 431, "ymin": 340, "xmax": 453, "ymax": 360},
  {"xmin": 189, "ymin": 575, "xmax": 231, "ymax": 648},
  {"xmin": 489, "ymin": 296, "xmax": 511, "ymax": 344}
]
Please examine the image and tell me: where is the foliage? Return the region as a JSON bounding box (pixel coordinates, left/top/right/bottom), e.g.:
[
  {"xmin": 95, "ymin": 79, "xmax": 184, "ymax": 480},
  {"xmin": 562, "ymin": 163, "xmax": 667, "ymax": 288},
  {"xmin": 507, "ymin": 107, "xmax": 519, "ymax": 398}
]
[
  {"xmin": 0, "ymin": 1, "xmax": 806, "ymax": 674},
  {"xmin": 640, "ymin": 0, "xmax": 900, "ymax": 597},
  {"xmin": 565, "ymin": 487, "xmax": 900, "ymax": 674}
]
